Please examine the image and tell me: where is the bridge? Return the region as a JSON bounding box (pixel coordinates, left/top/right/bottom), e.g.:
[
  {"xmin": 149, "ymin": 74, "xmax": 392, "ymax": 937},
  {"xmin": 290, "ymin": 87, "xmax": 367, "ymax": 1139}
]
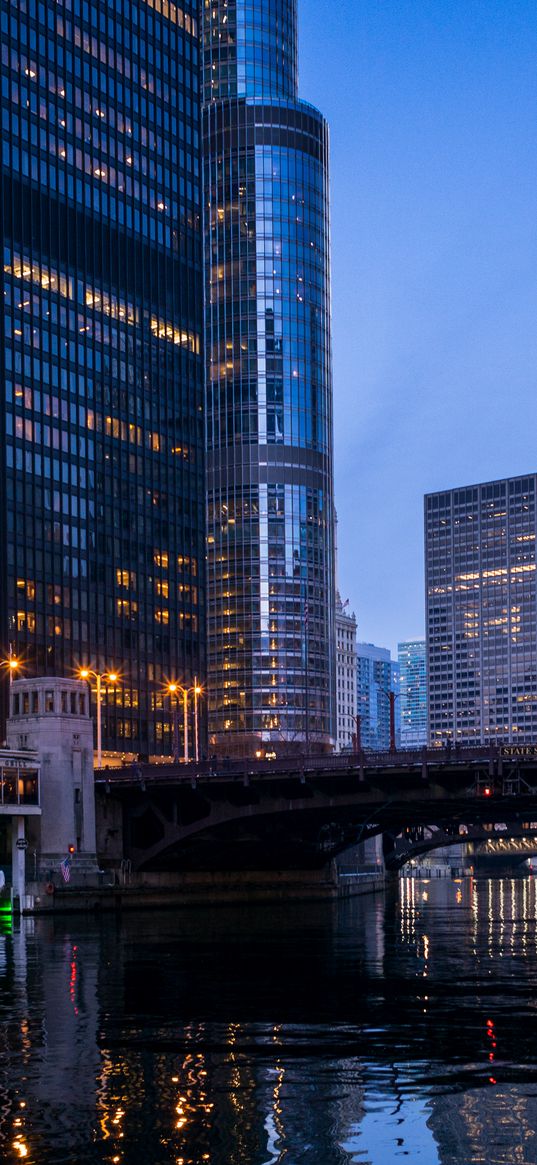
[{"xmin": 94, "ymin": 744, "xmax": 537, "ymax": 873}]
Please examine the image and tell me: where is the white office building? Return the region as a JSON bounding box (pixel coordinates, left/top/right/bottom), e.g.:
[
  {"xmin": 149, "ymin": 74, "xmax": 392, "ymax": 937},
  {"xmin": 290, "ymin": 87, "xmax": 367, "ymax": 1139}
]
[{"xmin": 336, "ymin": 593, "xmax": 357, "ymax": 751}]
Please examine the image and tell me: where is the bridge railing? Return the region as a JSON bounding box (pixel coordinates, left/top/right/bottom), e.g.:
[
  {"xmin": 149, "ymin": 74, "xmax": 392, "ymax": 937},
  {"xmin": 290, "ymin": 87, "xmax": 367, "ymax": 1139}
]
[{"xmin": 94, "ymin": 742, "xmax": 512, "ymax": 787}]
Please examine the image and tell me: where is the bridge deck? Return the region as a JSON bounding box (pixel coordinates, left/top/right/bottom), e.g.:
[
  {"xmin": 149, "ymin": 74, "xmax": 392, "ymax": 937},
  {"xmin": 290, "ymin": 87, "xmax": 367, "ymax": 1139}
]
[{"xmin": 94, "ymin": 744, "xmax": 535, "ymax": 789}]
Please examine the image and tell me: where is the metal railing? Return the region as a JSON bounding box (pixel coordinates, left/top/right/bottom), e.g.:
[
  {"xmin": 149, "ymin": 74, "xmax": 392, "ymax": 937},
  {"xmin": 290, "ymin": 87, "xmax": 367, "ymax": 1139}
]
[{"xmin": 94, "ymin": 742, "xmax": 523, "ymax": 789}]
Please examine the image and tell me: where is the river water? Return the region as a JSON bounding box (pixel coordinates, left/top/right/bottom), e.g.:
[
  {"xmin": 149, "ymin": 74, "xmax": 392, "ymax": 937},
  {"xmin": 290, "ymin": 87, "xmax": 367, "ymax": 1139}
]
[{"xmin": 2, "ymin": 876, "xmax": 537, "ymax": 1164}]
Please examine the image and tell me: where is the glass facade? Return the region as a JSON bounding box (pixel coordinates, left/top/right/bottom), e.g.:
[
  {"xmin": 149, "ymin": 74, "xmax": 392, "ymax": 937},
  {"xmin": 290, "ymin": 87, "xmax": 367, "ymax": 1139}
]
[
  {"xmin": 426, "ymin": 476, "xmax": 537, "ymax": 745},
  {"xmin": 202, "ymin": 0, "xmax": 335, "ymax": 755},
  {"xmin": 398, "ymin": 639, "xmax": 427, "ymax": 748},
  {"xmin": 1, "ymin": 0, "xmax": 205, "ymax": 756},
  {"xmin": 356, "ymin": 642, "xmax": 400, "ymax": 752}
]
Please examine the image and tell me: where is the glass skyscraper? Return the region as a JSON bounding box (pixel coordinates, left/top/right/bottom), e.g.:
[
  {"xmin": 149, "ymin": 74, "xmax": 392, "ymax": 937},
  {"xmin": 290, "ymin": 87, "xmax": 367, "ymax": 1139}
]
[
  {"xmin": 202, "ymin": 0, "xmax": 335, "ymax": 755},
  {"xmin": 426, "ymin": 475, "xmax": 537, "ymax": 745},
  {"xmin": 356, "ymin": 642, "xmax": 400, "ymax": 752},
  {"xmin": 1, "ymin": 0, "xmax": 205, "ymax": 756},
  {"xmin": 398, "ymin": 639, "xmax": 427, "ymax": 748}
]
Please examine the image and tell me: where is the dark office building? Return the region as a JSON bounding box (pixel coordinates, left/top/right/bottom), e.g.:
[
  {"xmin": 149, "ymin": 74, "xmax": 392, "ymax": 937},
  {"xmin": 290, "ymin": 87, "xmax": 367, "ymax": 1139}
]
[
  {"xmin": 202, "ymin": 0, "xmax": 336, "ymax": 755},
  {"xmin": 0, "ymin": 0, "xmax": 205, "ymax": 756}
]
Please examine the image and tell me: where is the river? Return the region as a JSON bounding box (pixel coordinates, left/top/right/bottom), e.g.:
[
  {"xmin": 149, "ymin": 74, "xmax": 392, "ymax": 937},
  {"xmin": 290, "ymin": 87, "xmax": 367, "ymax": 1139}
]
[{"xmin": 1, "ymin": 876, "xmax": 537, "ymax": 1163}]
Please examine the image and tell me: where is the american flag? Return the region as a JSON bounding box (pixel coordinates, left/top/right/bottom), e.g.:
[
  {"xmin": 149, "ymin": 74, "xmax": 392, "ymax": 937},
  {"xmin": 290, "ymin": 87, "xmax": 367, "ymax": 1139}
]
[{"xmin": 60, "ymin": 857, "xmax": 71, "ymax": 883}]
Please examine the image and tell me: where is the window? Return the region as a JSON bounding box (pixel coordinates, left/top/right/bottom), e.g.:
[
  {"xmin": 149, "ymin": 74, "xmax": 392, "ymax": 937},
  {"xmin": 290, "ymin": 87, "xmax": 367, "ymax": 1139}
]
[{"xmin": 45, "ymin": 690, "xmax": 54, "ymax": 713}]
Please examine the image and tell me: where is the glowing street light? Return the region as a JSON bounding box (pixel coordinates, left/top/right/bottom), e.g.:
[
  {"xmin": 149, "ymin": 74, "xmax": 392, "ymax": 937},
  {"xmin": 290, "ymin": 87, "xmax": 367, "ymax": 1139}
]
[
  {"xmin": 167, "ymin": 677, "xmax": 203, "ymax": 763},
  {"xmin": 193, "ymin": 677, "xmax": 202, "ymax": 764},
  {"xmin": 78, "ymin": 667, "xmax": 119, "ymax": 769},
  {"xmin": 2, "ymin": 649, "xmax": 22, "ymax": 685}
]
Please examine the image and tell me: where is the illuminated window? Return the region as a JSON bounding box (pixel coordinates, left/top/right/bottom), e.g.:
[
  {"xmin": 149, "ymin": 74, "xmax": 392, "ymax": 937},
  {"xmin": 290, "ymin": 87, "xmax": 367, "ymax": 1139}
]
[
  {"xmin": 116, "ymin": 599, "xmax": 138, "ymax": 618},
  {"xmin": 116, "ymin": 570, "xmax": 137, "ymax": 589}
]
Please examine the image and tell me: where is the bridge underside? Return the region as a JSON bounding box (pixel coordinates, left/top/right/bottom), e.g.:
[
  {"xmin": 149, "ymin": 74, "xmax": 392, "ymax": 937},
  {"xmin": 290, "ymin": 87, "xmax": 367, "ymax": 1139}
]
[{"xmin": 95, "ymin": 760, "xmax": 537, "ymax": 873}]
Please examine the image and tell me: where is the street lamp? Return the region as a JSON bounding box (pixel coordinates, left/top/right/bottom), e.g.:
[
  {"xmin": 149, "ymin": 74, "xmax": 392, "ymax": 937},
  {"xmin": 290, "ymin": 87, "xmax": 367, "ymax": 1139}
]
[
  {"xmin": 380, "ymin": 687, "xmax": 399, "ymax": 752},
  {"xmin": 79, "ymin": 667, "xmax": 119, "ymax": 769},
  {"xmin": 167, "ymin": 678, "xmax": 203, "ymax": 764},
  {"xmin": 2, "ymin": 650, "xmax": 22, "ymax": 685},
  {"xmin": 167, "ymin": 682, "xmax": 188, "ymax": 764},
  {"xmin": 352, "ymin": 712, "xmax": 362, "ymax": 755},
  {"xmin": 193, "ymin": 676, "xmax": 202, "ymax": 764}
]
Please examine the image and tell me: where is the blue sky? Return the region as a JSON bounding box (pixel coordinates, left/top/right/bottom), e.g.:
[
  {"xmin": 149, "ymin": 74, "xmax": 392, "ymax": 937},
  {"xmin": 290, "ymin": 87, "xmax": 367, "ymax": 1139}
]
[{"xmin": 298, "ymin": 0, "xmax": 537, "ymax": 653}]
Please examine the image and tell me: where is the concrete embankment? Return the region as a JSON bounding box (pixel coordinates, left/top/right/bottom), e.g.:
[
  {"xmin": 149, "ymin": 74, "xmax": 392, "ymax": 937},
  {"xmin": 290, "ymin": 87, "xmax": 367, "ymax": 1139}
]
[{"xmin": 20, "ymin": 866, "xmax": 387, "ymax": 913}]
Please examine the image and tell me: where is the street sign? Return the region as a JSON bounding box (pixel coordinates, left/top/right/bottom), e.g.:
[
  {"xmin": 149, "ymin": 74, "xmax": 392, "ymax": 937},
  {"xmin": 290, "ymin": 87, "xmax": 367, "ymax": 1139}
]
[{"xmin": 15, "ymin": 838, "xmax": 28, "ymax": 850}]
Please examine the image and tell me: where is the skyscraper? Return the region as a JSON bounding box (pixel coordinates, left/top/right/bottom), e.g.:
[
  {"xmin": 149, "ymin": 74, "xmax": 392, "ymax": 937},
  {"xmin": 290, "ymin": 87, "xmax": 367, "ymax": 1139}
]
[
  {"xmin": 201, "ymin": 0, "xmax": 335, "ymax": 756},
  {"xmin": 1, "ymin": 0, "xmax": 205, "ymax": 756},
  {"xmin": 425, "ymin": 475, "xmax": 537, "ymax": 745},
  {"xmin": 356, "ymin": 642, "xmax": 400, "ymax": 752},
  {"xmin": 398, "ymin": 639, "xmax": 427, "ymax": 747}
]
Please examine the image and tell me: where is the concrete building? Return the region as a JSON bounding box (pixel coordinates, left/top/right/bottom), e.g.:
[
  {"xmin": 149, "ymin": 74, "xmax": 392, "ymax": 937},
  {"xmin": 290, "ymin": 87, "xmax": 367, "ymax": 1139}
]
[
  {"xmin": 356, "ymin": 643, "xmax": 400, "ymax": 752},
  {"xmin": 425, "ymin": 475, "xmax": 537, "ymax": 745},
  {"xmin": 0, "ymin": 744, "xmax": 41, "ymax": 908},
  {"xmin": 398, "ymin": 639, "xmax": 427, "ymax": 748},
  {"xmin": 335, "ymin": 593, "xmax": 357, "ymax": 751},
  {"xmin": 202, "ymin": 0, "xmax": 336, "ymax": 756},
  {"xmin": 6, "ymin": 677, "xmax": 96, "ymax": 877}
]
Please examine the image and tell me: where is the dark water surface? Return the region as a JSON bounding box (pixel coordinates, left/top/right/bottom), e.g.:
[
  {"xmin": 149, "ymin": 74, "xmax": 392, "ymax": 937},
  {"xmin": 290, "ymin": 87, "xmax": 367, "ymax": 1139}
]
[{"xmin": 2, "ymin": 877, "xmax": 537, "ymax": 1163}]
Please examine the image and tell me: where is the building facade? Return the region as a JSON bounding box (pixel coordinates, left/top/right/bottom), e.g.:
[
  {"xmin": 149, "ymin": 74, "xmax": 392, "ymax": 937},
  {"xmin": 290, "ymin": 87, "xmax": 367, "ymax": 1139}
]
[
  {"xmin": 335, "ymin": 593, "xmax": 357, "ymax": 751},
  {"xmin": 425, "ymin": 475, "xmax": 537, "ymax": 745},
  {"xmin": 1, "ymin": 0, "xmax": 205, "ymax": 756},
  {"xmin": 7, "ymin": 676, "xmax": 96, "ymax": 874},
  {"xmin": 398, "ymin": 639, "xmax": 427, "ymax": 748},
  {"xmin": 201, "ymin": 0, "xmax": 335, "ymax": 755},
  {"xmin": 356, "ymin": 642, "xmax": 400, "ymax": 752}
]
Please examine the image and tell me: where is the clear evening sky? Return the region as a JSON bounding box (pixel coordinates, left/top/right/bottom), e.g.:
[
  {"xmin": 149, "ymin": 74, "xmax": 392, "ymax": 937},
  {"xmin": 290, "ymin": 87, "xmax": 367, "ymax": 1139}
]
[{"xmin": 298, "ymin": 0, "xmax": 537, "ymax": 653}]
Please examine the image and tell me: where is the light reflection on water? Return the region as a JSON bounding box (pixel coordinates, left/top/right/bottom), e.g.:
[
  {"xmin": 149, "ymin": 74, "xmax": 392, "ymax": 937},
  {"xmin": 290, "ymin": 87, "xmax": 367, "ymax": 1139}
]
[{"xmin": 1, "ymin": 878, "xmax": 537, "ymax": 1162}]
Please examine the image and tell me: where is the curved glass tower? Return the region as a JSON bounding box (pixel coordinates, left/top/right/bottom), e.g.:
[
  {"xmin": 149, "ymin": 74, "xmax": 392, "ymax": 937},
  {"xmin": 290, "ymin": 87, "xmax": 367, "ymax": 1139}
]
[{"xmin": 202, "ymin": 0, "xmax": 335, "ymax": 755}]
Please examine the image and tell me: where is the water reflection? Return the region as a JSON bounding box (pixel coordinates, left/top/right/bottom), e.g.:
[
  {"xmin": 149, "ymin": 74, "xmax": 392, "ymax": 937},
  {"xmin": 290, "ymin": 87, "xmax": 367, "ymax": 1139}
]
[{"xmin": 1, "ymin": 881, "xmax": 537, "ymax": 1162}]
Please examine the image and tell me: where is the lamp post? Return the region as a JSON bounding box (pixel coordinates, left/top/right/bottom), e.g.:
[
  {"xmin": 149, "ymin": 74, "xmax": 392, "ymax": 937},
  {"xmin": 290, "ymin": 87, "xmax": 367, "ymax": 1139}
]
[
  {"xmin": 352, "ymin": 712, "xmax": 362, "ymax": 755},
  {"xmin": 167, "ymin": 679, "xmax": 204, "ymax": 764},
  {"xmin": 79, "ymin": 667, "xmax": 118, "ymax": 769},
  {"xmin": 193, "ymin": 676, "xmax": 202, "ymax": 763},
  {"xmin": 3, "ymin": 649, "xmax": 22, "ymax": 686},
  {"xmin": 380, "ymin": 687, "xmax": 399, "ymax": 753},
  {"xmin": 167, "ymin": 682, "xmax": 187, "ymax": 764}
]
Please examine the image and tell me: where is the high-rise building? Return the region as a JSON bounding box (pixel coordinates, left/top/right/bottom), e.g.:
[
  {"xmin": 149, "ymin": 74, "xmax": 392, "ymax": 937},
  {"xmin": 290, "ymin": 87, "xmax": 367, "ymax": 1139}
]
[
  {"xmin": 201, "ymin": 0, "xmax": 335, "ymax": 756},
  {"xmin": 1, "ymin": 0, "xmax": 205, "ymax": 757},
  {"xmin": 425, "ymin": 475, "xmax": 537, "ymax": 745},
  {"xmin": 398, "ymin": 639, "xmax": 427, "ymax": 748},
  {"xmin": 335, "ymin": 593, "xmax": 357, "ymax": 752},
  {"xmin": 356, "ymin": 642, "xmax": 400, "ymax": 752}
]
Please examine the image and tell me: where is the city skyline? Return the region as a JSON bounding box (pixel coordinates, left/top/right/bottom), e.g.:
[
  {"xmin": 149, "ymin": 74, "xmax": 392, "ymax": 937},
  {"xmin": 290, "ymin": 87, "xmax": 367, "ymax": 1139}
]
[{"xmin": 299, "ymin": 0, "xmax": 537, "ymax": 654}]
